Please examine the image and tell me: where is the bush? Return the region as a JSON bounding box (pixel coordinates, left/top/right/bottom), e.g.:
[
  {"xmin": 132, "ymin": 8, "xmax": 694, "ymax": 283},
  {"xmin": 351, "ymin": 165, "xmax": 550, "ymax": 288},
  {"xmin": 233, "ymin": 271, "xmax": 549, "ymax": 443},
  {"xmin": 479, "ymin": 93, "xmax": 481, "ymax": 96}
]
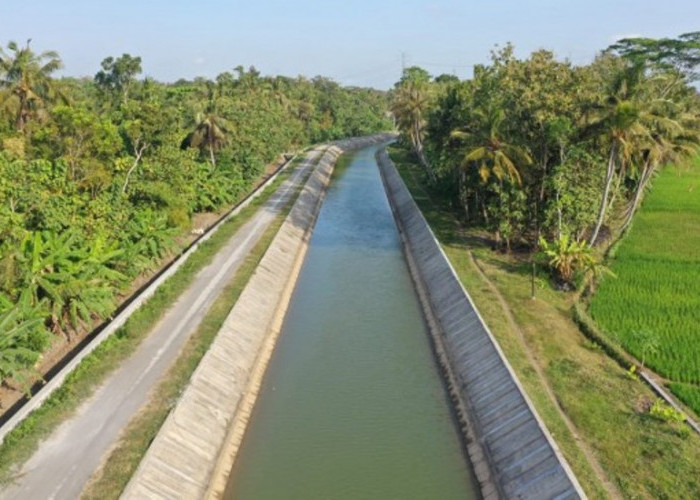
[
  {"xmin": 539, "ymin": 234, "xmax": 609, "ymax": 285},
  {"xmin": 649, "ymin": 399, "xmax": 686, "ymax": 423}
]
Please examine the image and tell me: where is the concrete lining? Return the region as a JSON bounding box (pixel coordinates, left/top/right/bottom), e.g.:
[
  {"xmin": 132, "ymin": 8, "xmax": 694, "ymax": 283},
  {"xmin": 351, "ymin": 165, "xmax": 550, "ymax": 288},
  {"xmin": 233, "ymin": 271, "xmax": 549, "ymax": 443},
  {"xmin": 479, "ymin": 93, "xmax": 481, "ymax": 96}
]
[
  {"xmin": 121, "ymin": 134, "xmax": 393, "ymax": 500},
  {"xmin": 377, "ymin": 148, "xmax": 586, "ymax": 500}
]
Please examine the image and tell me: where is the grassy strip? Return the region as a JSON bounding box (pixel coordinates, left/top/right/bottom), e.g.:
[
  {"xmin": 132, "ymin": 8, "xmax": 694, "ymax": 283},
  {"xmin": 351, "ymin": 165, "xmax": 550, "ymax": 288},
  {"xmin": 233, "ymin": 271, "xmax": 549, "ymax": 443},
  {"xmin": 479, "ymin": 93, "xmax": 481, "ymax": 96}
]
[
  {"xmin": 0, "ymin": 166, "xmax": 301, "ymax": 485},
  {"xmin": 388, "ymin": 147, "xmax": 608, "ymax": 498},
  {"xmin": 572, "ymin": 302, "xmax": 635, "ymax": 370},
  {"xmin": 81, "ymin": 199, "xmax": 295, "ymax": 499},
  {"xmin": 390, "ymin": 146, "xmax": 700, "ymax": 499}
]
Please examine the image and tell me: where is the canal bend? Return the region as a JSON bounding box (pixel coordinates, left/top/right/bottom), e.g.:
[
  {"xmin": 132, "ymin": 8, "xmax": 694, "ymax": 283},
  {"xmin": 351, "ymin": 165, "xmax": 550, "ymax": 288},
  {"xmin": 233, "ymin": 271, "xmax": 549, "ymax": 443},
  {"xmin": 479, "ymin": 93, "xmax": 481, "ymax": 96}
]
[{"xmin": 226, "ymin": 143, "xmax": 479, "ymax": 499}]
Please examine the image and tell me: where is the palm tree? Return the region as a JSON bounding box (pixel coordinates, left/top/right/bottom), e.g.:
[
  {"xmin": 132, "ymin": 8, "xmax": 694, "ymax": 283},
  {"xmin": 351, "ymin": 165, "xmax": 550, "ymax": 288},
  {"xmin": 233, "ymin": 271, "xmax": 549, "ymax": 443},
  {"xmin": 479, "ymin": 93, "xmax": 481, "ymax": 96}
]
[
  {"xmin": 620, "ymin": 93, "xmax": 700, "ymax": 232},
  {"xmin": 619, "ymin": 136, "xmax": 664, "ymax": 233},
  {"xmin": 180, "ymin": 83, "xmax": 229, "ymax": 168},
  {"xmin": 451, "ymin": 106, "xmax": 532, "ymax": 185},
  {"xmin": 0, "ymin": 39, "xmax": 63, "ymax": 131},
  {"xmin": 449, "ymin": 106, "xmax": 531, "ymax": 233},
  {"xmin": 181, "ymin": 113, "xmax": 229, "ymax": 168},
  {"xmin": 390, "ymin": 79, "xmax": 436, "ymax": 182},
  {"xmin": 585, "ymin": 63, "xmax": 655, "ymax": 245},
  {"xmin": 586, "ymin": 63, "xmax": 696, "ymax": 244},
  {"xmin": 591, "ymin": 102, "xmax": 644, "ymax": 244}
]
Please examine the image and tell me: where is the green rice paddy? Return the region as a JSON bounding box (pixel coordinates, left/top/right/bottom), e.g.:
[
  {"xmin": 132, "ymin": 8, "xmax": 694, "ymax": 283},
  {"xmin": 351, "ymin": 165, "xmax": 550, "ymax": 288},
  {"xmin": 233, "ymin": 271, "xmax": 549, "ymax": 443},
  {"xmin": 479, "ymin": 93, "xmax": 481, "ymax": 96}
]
[{"xmin": 590, "ymin": 158, "xmax": 700, "ymax": 415}]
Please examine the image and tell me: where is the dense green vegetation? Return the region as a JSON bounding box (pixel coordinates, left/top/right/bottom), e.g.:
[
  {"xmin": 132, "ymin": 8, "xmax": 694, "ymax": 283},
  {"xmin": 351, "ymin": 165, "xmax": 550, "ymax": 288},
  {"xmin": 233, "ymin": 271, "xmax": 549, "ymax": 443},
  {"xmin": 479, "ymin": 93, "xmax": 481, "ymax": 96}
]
[
  {"xmin": 390, "ymin": 32, "xmax": 700, "ymax": 489},
  {"xmin": 391, "ymin": 145, "xmax": 700, "ymax": 499},
  {"xmin": 390, "ymin": 33, "xmax": 700, "ymax": 396},
  {"xmin": 590, "ymin": 160, "xmax": 700, "ymax": 413},
  {"xmin": 390, "ymin": 33, "xmax": 700, "ymax": 277},
  {"xmin": 0, "ymin": 169, "xmax": 300, "ymax": 485},
  {"xmin": 0, "ymin": 41, "xmax": 390, "ymax": 389}
]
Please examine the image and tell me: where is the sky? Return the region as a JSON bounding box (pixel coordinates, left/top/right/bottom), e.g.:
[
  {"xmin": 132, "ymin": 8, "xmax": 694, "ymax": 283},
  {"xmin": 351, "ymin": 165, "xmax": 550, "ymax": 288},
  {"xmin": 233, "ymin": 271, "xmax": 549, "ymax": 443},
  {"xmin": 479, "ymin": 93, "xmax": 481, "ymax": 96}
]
[{"xmin": 1, "ymin": 0, "xmax": 699, "ymax": 89}]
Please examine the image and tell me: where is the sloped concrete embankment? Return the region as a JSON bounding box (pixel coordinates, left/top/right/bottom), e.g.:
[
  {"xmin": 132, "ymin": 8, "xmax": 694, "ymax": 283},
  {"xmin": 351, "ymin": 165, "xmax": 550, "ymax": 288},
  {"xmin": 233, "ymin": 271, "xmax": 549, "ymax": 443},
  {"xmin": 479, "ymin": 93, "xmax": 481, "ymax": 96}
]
[
  {"xmin": 377, "ymin": 149, "xmax": 586, "ymax": 500},
  {"xmin": 121, "ymin": 135, "xmax": 391, "ymax": 500}
]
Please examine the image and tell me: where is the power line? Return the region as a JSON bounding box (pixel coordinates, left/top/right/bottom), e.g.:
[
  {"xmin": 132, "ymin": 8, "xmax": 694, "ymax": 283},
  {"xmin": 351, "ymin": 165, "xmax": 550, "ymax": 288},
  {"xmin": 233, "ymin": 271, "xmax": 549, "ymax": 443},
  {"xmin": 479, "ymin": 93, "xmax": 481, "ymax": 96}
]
[
  {"xmin": 398, "ymin": 52, "xmax": 476, "ymax": 72},
  {"xmin": 335, "ymin": 53, "xmax": 478, "ymax": 86},
  {"xmin": 411, "ymin": 61, "xmax": 476, "ymax": 69},
  {"xmin": 336, "ymin": 62, "xmax": 399, "ymax": 81}
]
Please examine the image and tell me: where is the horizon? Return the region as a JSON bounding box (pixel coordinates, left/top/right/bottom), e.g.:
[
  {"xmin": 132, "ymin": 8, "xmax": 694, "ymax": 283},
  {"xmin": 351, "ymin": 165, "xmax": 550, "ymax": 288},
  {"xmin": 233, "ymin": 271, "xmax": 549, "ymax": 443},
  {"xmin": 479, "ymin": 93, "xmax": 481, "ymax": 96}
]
[{"xmin": 2, "ymin": 1, "xmax": 699, "ymax": 90}]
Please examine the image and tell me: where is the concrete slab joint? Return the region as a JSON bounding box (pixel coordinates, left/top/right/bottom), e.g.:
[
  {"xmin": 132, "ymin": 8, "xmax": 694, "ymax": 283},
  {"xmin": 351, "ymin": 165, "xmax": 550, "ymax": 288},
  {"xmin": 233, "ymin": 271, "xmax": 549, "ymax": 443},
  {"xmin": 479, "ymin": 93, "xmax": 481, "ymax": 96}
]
[{"xmin": 376, "ymin": 148, "xmax": 587, "ymax": 500}]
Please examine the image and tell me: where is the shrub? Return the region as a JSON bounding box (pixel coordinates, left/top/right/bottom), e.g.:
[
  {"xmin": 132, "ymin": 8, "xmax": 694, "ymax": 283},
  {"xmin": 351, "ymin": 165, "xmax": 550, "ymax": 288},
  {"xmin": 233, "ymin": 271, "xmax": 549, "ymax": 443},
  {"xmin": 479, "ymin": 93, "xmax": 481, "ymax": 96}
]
[{"xmin": 649, "ymin": 399, "xmax": 686, "ymax": 423}]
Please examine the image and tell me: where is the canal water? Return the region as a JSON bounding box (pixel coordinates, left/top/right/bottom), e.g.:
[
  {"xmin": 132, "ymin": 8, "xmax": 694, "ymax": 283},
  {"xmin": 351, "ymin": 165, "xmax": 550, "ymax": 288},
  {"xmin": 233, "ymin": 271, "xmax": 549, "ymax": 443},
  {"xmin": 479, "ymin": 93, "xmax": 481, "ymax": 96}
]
[{"xmin": 226, "ymin": 144, "xmax": 478, "ymax": 499}]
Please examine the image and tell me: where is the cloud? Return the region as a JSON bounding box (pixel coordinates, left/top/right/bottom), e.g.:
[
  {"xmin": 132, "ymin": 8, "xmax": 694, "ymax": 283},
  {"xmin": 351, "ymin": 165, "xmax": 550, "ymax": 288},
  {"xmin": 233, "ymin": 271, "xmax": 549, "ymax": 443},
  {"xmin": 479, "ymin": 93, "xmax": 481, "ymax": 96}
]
[{"xmin": 194, "ymin": 57, "xmax": 206, "ymax": 65}]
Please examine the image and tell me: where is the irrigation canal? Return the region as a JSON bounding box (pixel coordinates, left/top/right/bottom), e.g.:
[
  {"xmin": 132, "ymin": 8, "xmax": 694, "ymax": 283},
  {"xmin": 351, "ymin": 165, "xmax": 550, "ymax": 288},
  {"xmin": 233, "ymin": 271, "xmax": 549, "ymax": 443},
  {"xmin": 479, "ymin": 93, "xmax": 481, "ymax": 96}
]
[{"xmin": 225, "ymin": 144, "xmax": 479, "ymax": 498}]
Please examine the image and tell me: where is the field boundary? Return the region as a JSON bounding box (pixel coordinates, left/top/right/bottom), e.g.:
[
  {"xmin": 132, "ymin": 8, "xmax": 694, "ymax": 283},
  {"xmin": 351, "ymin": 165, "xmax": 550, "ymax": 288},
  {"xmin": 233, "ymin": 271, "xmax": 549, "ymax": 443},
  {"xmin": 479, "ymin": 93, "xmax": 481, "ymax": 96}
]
[
  {"xmin": 580, "ymin": 161, "xmax": 700, "ymax": 429},
  {"xmin": 574, "ymin": 301, "xmax": 700, "ymax": 436}
]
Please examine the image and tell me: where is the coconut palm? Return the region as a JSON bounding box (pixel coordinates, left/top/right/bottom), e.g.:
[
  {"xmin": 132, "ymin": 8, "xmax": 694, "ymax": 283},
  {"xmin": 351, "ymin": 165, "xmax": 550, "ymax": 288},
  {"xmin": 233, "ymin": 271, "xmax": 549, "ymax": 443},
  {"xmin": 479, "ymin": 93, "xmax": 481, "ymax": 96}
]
[
  {"xmin": 180, "ymin": 83, "xmax": 229, "ymax": 168},
  {"xmin": 586, "ymin": 63, "xmax": 698, "ymax": 243},
  {"xmin": 585, "ymin": 63, "xmax": 657, "ymax": 245},
  {"xmin": 181, "ymin": 113, "xmax": 229, "ymax": 168},
  {"xmin": 451, "ymin": 106, "xmax": 532, "ymax": 185},
  {"xmin": 622, "ymin": 82, "xmax": 700, "ymax": 232},
  {"xmin": 0, "ymin": 39, "xmax": 63, "ymax": 131},
  {"xmin": 390, "ymin": 77, "xmax": 435, "ymax": 181}
]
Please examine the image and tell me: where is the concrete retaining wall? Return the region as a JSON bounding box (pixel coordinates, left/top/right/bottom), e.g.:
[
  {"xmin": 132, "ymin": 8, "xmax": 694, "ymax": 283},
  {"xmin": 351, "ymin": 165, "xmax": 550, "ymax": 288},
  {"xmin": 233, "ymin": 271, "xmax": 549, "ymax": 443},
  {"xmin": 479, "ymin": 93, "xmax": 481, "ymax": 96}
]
[
  {"xmin": 377, "ymin": 149, "xmax": 586, "ymax": 500},
  {"xmin": 121, "ymin": 134, "xmax": 392, "ymax": 500}
]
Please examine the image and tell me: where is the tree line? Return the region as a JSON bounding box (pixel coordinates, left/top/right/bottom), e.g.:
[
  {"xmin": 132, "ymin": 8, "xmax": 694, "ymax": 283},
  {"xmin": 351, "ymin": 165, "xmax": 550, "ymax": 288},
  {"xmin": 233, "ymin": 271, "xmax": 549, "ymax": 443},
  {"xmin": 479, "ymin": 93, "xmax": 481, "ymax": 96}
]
[
  {"xmin": 0, "ymin": 40, "xmax": 391, "ymax": 387},
  {"xmin": 390, "ymin": 33, "xmax": 700, "ymax": 283}
]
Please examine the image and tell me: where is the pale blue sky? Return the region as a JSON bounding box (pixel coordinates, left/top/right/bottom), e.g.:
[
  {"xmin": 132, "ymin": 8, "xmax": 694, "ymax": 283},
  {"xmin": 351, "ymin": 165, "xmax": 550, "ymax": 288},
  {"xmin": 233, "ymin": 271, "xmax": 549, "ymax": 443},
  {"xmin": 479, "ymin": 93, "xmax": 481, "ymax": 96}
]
[{"xmin": 1, "ymin": 1, "xmax": 699, "ymax": 89}]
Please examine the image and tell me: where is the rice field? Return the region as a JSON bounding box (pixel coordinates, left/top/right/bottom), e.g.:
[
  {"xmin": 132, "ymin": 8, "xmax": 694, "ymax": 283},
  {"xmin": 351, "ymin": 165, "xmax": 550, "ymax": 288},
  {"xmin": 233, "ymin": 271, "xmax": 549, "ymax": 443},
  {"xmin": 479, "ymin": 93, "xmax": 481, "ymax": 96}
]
[
  {"xmin": 589, "ymin": 158, "xmax": 700, "ymax": 415},
  {"xmin": 670, "ymin": 383, "xmax": 700, "ymax": 416}
]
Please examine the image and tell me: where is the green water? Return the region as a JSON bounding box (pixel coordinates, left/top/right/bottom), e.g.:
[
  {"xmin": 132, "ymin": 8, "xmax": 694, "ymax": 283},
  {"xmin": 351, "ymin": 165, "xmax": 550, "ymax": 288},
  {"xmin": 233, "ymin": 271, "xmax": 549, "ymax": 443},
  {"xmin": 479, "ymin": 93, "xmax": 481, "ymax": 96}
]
[{"xmin": 226, "ymin": 145, "xmax": 478, "ymax": 499}]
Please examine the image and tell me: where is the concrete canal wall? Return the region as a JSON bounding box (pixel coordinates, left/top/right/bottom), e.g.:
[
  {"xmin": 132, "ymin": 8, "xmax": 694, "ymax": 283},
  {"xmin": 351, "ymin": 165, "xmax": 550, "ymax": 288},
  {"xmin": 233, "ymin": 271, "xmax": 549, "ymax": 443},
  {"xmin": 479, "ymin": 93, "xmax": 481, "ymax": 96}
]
[
  {"xmin": 377, "ymin": 149, "xmax": 586, "ymax": 500},
  {"xmin": 121, "ymin": 135, "xmax": 392, "ymax": 500}
]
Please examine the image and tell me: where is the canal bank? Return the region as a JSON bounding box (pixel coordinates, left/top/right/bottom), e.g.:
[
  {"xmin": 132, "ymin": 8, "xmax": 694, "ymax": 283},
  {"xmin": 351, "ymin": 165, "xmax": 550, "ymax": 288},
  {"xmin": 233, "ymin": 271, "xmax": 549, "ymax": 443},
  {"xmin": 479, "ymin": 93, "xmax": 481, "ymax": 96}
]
[
  {"xmin": 121, "ymin": 135, "xmax": 393, "ymax": 499},
  {"xmin": 223, "ymin": 142, "xmax": 478, "ymax": 499},
  {"xmin": 377, "ymin": 148, "xmax": 585, "ymax": 499}
]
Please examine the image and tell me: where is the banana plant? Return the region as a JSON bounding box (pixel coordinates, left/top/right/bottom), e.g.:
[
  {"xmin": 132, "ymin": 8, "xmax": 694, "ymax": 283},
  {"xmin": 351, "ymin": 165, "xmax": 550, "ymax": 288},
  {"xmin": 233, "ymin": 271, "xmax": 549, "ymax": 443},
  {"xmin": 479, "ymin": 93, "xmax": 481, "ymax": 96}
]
[
  {"xmin": 0, "ymin": 298, "xmax": 48, "ymax": 391},
  {"xmin": 15, "ymin": 230, "xmax": 125, "ymax": 335},
  {"xmin": 538, "ymin": 233, "xmax": 613, "ymax": 286}
]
